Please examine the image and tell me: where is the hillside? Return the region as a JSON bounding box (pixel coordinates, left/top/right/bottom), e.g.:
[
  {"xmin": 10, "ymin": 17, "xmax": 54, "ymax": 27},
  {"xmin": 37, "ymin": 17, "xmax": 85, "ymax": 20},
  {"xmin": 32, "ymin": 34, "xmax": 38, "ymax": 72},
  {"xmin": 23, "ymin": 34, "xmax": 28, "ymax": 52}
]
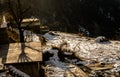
[{"xmin": 42, "ymin": 31, "xmax": 120, "ymax": 77}]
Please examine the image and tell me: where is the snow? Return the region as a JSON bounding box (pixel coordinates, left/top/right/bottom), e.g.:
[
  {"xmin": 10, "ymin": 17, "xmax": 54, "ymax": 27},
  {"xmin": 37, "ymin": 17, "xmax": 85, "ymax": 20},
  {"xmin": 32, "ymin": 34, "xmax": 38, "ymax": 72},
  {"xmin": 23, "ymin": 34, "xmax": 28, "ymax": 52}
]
[
  {"xmin": 45, "ymin": 49, "xmax": 68, "ymax": 77},
  {"xmin": 43, "ymin": 32, "xmax": 57, "ymax": 40},
  {"xmin": 42, "ymin": 31, "xmax": 120, "ymax": 77},
  {"xmin": 43, "ymin": 31, "xmax": 120, "ymax": 60},
  {"xmin": 0, "ymin": 72, "xmax": 6, "ymax": 77},
  {"xmin": 44, "ymin": 49, "xmax": 89, "ymax": 77},
  {"xmin": 23, "ymin": 30, "xmax": 40, "ymax": 42}
]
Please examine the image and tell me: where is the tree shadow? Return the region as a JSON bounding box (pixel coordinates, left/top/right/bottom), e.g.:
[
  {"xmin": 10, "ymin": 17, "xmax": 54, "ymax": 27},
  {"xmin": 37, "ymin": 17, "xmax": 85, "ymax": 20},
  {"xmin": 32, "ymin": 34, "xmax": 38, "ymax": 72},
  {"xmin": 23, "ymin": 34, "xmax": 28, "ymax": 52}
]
[
  {"xmin": 25, "ymin": 45, "xmax": 41, "ymax": 52},
  {"xmin": 18, "ymin": 43, "xmax": 32, "ymax": 62},
  {"xmin": 18, "ymin": 42, "xmax": 42, "ymax": 63}
]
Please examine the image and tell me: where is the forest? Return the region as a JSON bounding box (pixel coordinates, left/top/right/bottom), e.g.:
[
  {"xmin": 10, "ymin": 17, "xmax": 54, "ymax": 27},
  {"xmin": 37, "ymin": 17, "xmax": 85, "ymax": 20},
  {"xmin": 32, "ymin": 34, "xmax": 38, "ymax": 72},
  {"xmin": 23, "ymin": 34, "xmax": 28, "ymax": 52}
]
[{"xmin": 0, "ymin": 0, "xmax": 120, "ymax": 39}]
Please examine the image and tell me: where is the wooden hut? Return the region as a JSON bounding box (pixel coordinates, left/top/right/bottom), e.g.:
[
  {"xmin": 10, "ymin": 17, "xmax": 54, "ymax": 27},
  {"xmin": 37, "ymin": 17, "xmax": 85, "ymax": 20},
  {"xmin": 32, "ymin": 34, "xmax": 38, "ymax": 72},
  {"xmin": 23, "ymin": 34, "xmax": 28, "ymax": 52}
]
[{"xmin": 0, "ymin": 42, "xmax": 43, "ymax": 77}]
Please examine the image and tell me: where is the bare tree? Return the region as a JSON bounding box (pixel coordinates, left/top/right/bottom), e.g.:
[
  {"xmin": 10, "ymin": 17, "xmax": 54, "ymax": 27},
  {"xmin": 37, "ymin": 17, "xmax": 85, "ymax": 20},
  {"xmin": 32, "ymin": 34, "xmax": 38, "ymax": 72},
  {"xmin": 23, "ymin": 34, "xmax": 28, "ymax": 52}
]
[{"xmin": 7, "ymin": 0, "xmax": 31, "ymax": 42}]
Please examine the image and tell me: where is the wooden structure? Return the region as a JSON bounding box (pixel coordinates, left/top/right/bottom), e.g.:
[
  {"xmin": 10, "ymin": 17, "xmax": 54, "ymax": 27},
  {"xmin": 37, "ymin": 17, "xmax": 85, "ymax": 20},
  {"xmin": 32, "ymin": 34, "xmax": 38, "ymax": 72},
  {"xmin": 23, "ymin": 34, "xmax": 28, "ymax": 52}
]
[
  {"xmin": 0, "ymin": 42, "xmax": 42, "ymax": 77},
  {"xmin": 21, "ymin": 18, "xmax": 40, "ymax": 27},
  {"xmin": 0, "ymin": 28, "xmax": 9, "ymax": 44},
  {"xmin": 22, "ymin": 18, "xmax": 41, "ymax": 33}
]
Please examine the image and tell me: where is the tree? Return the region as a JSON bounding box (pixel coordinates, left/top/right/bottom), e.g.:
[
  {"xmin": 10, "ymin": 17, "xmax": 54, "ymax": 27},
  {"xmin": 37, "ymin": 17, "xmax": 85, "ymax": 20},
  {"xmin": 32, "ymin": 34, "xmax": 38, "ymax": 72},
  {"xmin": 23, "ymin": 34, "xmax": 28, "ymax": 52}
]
[
  {"xmin": 7, "ymin": 0, "xmax": 31, "ymax": 42},
  {"xmin": 6, "ymin": 0, "xmax": 120, "ymax": 39}
]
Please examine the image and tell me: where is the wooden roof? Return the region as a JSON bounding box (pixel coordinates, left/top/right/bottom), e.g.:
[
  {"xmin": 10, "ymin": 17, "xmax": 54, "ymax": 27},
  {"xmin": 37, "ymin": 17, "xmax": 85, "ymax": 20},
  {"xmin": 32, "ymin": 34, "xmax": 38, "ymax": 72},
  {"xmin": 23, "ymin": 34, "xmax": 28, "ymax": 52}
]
[
  {"xmin": 22, "ymin": 18, "xmax": 39, "ymax": 23},
  {"xmin": 0, "ymin": 42, "xmax": 42, "ymax": 66}
]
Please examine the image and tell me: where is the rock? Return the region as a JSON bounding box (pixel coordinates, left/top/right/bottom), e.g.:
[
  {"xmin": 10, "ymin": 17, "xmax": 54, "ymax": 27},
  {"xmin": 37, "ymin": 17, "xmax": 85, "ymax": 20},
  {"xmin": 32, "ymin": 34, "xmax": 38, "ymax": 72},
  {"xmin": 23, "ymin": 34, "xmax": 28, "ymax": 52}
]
[{"xmin": 95, "ymin": 36, "xmax": 110, "ymax": 43}]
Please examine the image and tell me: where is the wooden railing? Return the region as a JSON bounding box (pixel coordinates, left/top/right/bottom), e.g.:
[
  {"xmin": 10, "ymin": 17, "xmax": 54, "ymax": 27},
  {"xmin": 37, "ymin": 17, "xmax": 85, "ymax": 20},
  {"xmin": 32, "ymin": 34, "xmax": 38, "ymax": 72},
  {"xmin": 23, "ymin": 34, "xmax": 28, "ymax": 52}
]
[{"xmin": 7, "ymin": 65, "xmax": 30, "ymax": 77}]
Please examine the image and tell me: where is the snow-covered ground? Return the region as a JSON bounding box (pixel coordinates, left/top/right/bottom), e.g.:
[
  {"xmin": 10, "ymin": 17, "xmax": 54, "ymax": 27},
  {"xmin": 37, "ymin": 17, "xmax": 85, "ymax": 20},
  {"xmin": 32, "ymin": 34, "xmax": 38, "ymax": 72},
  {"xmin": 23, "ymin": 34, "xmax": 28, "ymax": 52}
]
[{"xmin": 42, "ymin": 31, "xmax": 120, "ymax": 77}]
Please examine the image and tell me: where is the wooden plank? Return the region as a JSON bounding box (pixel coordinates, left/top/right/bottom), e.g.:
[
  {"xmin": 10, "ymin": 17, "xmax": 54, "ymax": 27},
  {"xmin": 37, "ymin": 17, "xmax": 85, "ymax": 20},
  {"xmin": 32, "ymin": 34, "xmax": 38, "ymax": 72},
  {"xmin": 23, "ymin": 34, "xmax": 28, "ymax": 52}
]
[
  {"xmin": 7, "ymin": 65, "xmax": 30, "ymax": 77},
  {"xmin": 0, "ymin": 42, "xmax": 42, "ymax": 65},
  {"xmin": 86, "ymin": 63, "xmax": 113, "ymax": 71},
  {"xmin": 5, "ymin": 62, "xmax": 40, "ymax": 77}
]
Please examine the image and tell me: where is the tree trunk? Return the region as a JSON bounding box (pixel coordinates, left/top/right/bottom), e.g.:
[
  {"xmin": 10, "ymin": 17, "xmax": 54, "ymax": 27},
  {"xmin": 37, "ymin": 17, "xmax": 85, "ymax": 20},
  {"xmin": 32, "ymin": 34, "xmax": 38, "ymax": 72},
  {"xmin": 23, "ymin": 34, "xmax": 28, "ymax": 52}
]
[{"xmin": 18, "ymin": 27, "xmax": 24, "ymax": 42}]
